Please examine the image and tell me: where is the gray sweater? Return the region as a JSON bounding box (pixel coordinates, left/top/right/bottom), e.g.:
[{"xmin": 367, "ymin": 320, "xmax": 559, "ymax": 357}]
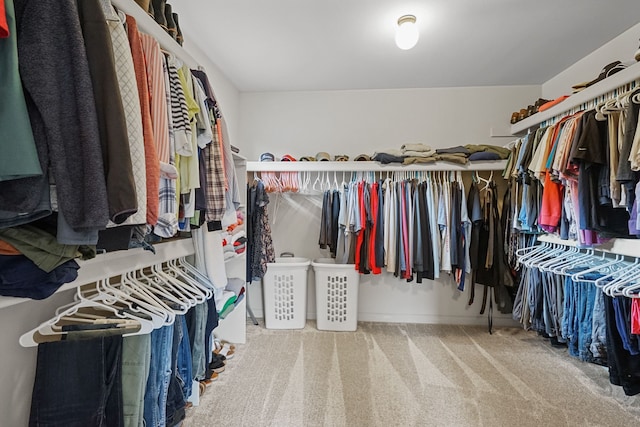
[{"xmin": 1, "ymin": 0, "xmax": 109, "ymax": 231}]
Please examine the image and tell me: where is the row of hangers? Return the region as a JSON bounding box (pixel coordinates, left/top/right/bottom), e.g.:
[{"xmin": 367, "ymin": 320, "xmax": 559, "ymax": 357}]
[
  {"xmin": 516, "ymin": 241, "xmax": 640, "ymax": 298},
  {"xmin": 19, "ymin": 257, "xmax": 215, "ymax": 347},
  {"xmin": 254, "ymin": 170, "xmax": 487, "ymax": 194}
]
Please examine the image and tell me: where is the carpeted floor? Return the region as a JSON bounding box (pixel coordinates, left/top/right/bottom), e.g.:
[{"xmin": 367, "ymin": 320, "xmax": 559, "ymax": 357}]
[{"xmin": 184, "ymin": 321, "xmax": 640, "ymax": 427}]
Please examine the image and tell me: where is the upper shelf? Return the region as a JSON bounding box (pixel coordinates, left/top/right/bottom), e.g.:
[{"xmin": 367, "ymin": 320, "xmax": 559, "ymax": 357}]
[
  {"xmin": 111, "ymin": 0, "xmax": 199, "ymax": 69},
  {"xmin": 511, "ymin": 60, "xmax": 640, "ymax": 135},
  {"xmin": 246, "ymin": 160, "xmax": 507, "ymax": 172}
]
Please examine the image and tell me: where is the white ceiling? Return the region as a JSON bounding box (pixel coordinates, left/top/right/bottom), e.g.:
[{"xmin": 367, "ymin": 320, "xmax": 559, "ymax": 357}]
[{"xmin": 176, "ymin": 0, "xmax": 640, "ymax": 92}]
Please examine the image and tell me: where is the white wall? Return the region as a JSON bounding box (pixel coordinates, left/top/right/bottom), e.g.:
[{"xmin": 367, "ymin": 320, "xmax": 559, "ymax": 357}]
[
  {"xmin": 542, "ymin": 22, "xmax": 640, "ymax": 99},
  {"xmin": 0, "ymin": 290, "xmax": 76, "ymax": 426},
  {"xmin": 241, "ymin": 85, "xmax": 540, "ymax": 326},
  {"xmin": 239, "ymin": 86, "xmax": 539, "ymax": 161},
  {"xmin": 185, "ymin": 41, "xmax": 241, "ymax": 147}
]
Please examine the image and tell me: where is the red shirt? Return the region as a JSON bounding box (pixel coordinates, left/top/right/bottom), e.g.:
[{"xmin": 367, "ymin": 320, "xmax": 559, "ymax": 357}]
[{"xmin": 1, "ymin": 0, "xmax": 9, "ymax": 38}]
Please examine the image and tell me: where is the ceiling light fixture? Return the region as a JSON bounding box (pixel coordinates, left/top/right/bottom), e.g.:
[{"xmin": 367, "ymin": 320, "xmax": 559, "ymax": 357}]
[{"xmin": 395, "ymin": 15, "xmax": 419, "ymax": 50}]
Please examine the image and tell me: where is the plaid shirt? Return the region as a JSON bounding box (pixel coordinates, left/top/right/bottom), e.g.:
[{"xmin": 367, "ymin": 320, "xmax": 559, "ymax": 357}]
[
  {"xmin": 154, "ymin": 55, "xmax": 179, "ymax": 238},
  {"xmin": 204, "ymin": 127, "xmax": 226, "ymax": 223}
]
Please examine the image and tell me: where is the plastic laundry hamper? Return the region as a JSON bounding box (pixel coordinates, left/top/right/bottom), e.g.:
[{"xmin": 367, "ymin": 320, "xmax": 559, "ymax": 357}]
[
  {"xmin": 262, "ymin": 256, "xmax": 311, "ymax": 329},
  {"xmin": 312, "ymin": 258, "xmax": 360, "ymax": 331}
]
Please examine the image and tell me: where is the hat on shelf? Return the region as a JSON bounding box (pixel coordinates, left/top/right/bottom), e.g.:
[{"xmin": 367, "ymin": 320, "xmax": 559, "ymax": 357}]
[
  {"xmin": 259, "ymin": 152, "xmax": 275, "ymax": 162},
  {"xmin": 334, "ymin": 154, "xmax": 349, "ymax": 161},
  {"xmin": 299, "ymin": 156, "xmax": 316, "ymax": 161},
  {"xmin": 571, "ymin": 61, "xmax": 627, "ymax": 92},
  {"xmin": 315, "ymin": 152, "xmax": 331, "ymax": 161},
  {"xmin": 354, "ymin": 154, "xmax": 372, "ymax": 161},
  {"xmin": 281, "ymin": 154, "xmax": 296, "ymax": 161}
]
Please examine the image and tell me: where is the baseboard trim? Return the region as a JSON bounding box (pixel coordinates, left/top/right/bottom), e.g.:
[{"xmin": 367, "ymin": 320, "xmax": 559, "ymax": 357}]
[{"xmin": 248, "ymin": 309, "xmax": 519, "ymax": 327}]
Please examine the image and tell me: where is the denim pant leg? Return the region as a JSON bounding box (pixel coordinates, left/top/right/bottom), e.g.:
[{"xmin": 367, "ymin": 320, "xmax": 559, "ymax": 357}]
[
  {"xmin": 122, "ymin": 334, "xmax": 151, "ymax": 427},
  {"xmin": 590, "ymin": 287, "xmax": 607, "ymax": 360},
  {"xmin": 191, "ymin": 302, "xmax": 208, "ymax": 380},
  {"xmin": 167, "ymin": 317, "xmax": 187, "ymax": 426},
  {"xmin": 567, "ymin": 279, "xmax": 580, "ymax": 358},
  {"xmin": 177, "ymin": 315, "xmax": 194, "ymax": 399},
  {"xmin": 541, "ymin": 272, "xmax": 554, "ymax": 336},
  {"xmin": 144, "ymin": 324, "xmax": 173, "ymax": 427},
  {"xmin": 561, "ymin": 276, "xmax": 572, "ymax": 340},
  {"xmin": 144, "ymin": 328, "xmax": 162, "ymax": 427},
  {"xmin": 554, "ymin": 274, "xmax": 565, "ymax": 342},
  {"xmin": 159, "ymin": 323, "xmax": 175, "ymax": 427},
  {"xmin": 578, "ymin": 282, "xmax": 596, "ymax": 361}
]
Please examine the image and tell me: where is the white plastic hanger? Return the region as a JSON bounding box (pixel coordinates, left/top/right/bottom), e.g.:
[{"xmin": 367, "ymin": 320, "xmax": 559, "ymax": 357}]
[
  {"xmin": 19, "ymin": 284, "xmax": 148, "ymax": 347},
  {"xmin": 122, "ymin": 269, "xmax": 188, "ymax": 316},
  {"xmin": 571, "ymin": 254, "xmax": 625, "ymax": 283},
  {"xmin": 97, "ymin": 276, "xmax": 175, "ymax": 325},
  {"xmin": 166, "ymin": 258, "xmax": 213, "ymax": 299},
  {"xmin": 119, "ymin": 271, "xmax": 177, "ymax": 326}
]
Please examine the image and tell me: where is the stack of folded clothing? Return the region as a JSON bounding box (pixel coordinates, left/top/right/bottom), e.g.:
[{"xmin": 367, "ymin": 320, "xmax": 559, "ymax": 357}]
[
  {"xmin": 233, "ymin": 232, "xmax": 246, "ymax": 255},
  {"xmin": 0, "ymin": 222, "xmax": 95, "ymax": 299},
  {"xmin": 371, "ymin": 143, "xmax": 509, "ymax": 165},
  {"xmin": 372, "ymin": 148, "xmax": 405, "ymax": 164},
  {"xmin": 221, "ymin": 233, "xmax": 233, "ymax": 260},
  {"xmin": 221, "ymin": 210, "xmax": 246, "ymax": 260},
  {"xmin": 215, "ymin": 286, "xmax": 237, "ymax": 319},
  {"xmin": 434, "ymin": 146, "xmax": 471, "ymax": 164},
  {"xmin": 464, "ymin": 144, "xmax": 511, "ymax": 161},
  {"xmin": 400, "ymin": 143, "xmax": 437, "ymax": 165},
  {"xmin": 217, "ymin": 277, "xmax": 246, "ymax": 319}
]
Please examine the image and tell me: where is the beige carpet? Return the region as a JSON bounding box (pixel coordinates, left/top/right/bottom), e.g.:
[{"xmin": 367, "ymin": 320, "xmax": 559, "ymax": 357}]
[{"xmin": 184, "ymin": 321, "xmax": 640, "ymax": 427}]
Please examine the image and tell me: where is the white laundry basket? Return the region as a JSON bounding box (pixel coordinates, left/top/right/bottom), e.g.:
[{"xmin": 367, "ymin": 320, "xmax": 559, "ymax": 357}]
[
  {"xmin": 312, "ymin": 258, "xmax": 360, "ymax": 331},
  {"xmin": 263, "ymin": 255, "xmax": 311, "ymax": 329}
]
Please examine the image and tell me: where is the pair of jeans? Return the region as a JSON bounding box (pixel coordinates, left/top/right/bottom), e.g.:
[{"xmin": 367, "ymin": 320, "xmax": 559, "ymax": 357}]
[
  {"xmin": 122, "ymin": 334, "xmax": 151, "ymax": 427},
  {"xmin": 176, "ymin": 314, "xmax": 193, "ymax": 401},
  {"xmin": 143, "ymin": 324, "xmax": 173, "ymax": 427},
  {"xmin": 526, "ymin": 267, "xmax": 544, "ymax": 332},
  {"xmin": 187, "ymin": 302, "xmax": 208, "ymax": 380},
  {"xmin": 562, "ymin": 275, "xmax": 580, "ymax": 357},
  {"xmin": 590, "ymin": 288, "xmax": 607, "ymax": 360},
  {"xmin": 577, "ymin": 280, "xmax": 596, "ymax": 362},
  {"xmin": 29, "ymin": 335, "xmax": 124, "ymax": 427},
  {"xmin": 541, "ymin": 271, "xmax": 564, "ymax": 338},
  {"xmin": 166, "ymin": 315, "xmax": 189, "ymax": 426}
]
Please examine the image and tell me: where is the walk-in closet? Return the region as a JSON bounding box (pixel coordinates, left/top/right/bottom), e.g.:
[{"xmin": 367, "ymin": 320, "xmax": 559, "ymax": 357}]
[{"xmin": 3, "ymin": 0, "xmax": 640, "ymax": 426}]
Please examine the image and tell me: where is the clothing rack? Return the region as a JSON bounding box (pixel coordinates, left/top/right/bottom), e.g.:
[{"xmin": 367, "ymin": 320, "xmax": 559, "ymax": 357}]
[
  {"xmin": 511, "ymin": 60, "xmax": 640, "ymax": 135},
  {"xmin": 538, "ymin": 234, "xmax": 640, "ymax": 259}
]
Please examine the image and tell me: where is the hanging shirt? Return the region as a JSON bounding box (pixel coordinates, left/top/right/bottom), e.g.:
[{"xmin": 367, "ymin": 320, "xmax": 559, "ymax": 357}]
[
  {"xmin": 385, "ymin": 179, "xmax": 397, "ymax": 273},
  {"xmin": 126, "ymin": 14, "xmax": 159, "ymax": 226},
  {"xmin": 426, "ymin": 175, "xmax": 441, "ymax": 279},
  {"xmin": 368, "ymin": 182, "xmax": 381, "ymax": 274},
  {"xmin": 439, "ymin": 180, "xmax": 452, "ymax": 273},
  {"xmin": 101, "ymin": 3, "xmax": 147, "ymax": 227}
]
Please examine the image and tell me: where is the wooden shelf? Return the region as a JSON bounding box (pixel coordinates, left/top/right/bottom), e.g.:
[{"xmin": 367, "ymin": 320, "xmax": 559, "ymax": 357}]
[
  {"xmin": 246, "ymin": 160, "xmax": 507, "ymax": 172},
  {"xmin": 511, "ymin": 60, "xmax": 640, "ymax": 135}
]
